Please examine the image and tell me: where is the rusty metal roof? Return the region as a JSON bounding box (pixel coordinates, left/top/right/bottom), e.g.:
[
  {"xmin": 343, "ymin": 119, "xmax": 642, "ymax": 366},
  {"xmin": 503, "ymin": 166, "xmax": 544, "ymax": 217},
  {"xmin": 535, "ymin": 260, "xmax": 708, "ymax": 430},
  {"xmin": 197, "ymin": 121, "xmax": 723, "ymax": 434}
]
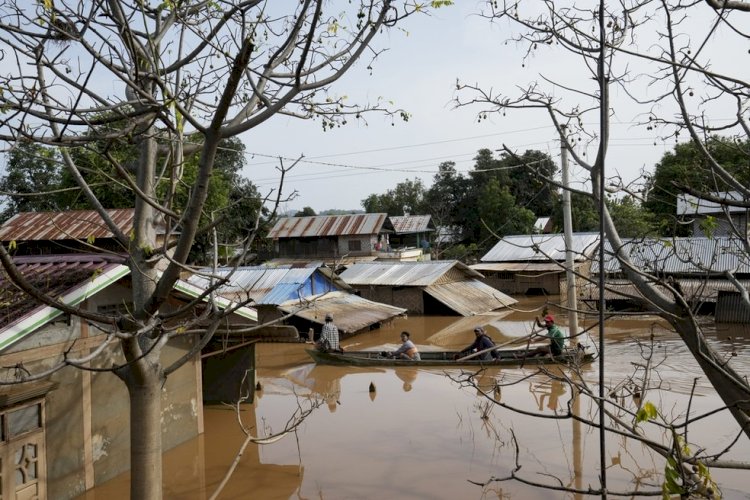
[
  {"xmin": 580, "ymin": 278, "xmax": 750, "ymax": 303},
  {"xmin": 339, "ymin": 261, "xmax": 483, "ymax": 286},
  {"xmin": 277, "ymin": 291, "xmax": 406, "ymax": 335},
  {"xmin": 481, "ymin": 233, "xmax": 600, "ymax": 262},
  {"xmin": 424, "ymin": 281, "xmax": 517, "ymax": 316},
  {"xmin": 0, "ymin": 209, "xmax": 137, "ymax": 241},
  {"xmin": 266, "ymin": 213, "xmax": 391, "ymax": 239},
  {"xmin": 0, "ymin": 254, "xmax": 127, "ymax": 333},
  {"xmin": 389, "ymin": 215, "xmax": 434, "ymax": 234}
]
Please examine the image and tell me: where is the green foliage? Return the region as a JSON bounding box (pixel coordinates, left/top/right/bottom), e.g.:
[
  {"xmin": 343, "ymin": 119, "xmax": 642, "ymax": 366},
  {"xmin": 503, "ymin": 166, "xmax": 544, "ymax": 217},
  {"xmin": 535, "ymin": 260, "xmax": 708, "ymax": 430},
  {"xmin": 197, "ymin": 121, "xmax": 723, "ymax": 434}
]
[
  {"xmin": 644, "ymin": 136, "xmax": 750, "ymax": 236},
  {"xmin": 294, "ymin": 206, "xmax": 317, "ymax": 217},
  {"xmin": 361, "ymin": 178, "xmax": 427, "ymax": 215},
  {"xmin": 0, "ymin": 140, "xmax": 65, "ymax": 221},
  {"xmin": 635, "ymin": 401, "xmax": 658, "ymax": 423},
  {"xmin": 477, "ymin": 179, "xmax": 535, "ymax": 244},
  {"xmin": 607, "ymin": 196, "xmax": 656, "ymax": 238}
]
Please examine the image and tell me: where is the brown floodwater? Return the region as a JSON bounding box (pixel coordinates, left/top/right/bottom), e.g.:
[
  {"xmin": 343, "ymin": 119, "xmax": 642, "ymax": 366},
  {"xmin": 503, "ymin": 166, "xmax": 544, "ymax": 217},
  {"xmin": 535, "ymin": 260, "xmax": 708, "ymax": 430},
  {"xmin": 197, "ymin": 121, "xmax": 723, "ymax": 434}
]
[{"xmin": 82, "ymin": 297, "xmax": 750, "ymax": 499}]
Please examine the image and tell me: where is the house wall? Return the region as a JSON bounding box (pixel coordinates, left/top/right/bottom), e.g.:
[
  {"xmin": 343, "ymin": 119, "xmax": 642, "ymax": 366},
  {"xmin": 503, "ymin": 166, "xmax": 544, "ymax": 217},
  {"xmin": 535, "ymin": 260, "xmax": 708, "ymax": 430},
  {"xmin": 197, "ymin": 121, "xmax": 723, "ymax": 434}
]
[
  {"xmin": 691, "ymin": 213, "xmax": 749, "ymax": 237},
  {"xmin": 480, "ymin": 272, "xmax": 561, "ymax": 295},
  {"xmin": 353, "ymin": 286, "xmax": 423, "ymax": 314},
  {"xmin": 0, "ymin": 304, "xmax": 201, "ymax": 498},
  {"xmin": 337, "ymin": 235, "xmax": 376, "ymax": 256}
]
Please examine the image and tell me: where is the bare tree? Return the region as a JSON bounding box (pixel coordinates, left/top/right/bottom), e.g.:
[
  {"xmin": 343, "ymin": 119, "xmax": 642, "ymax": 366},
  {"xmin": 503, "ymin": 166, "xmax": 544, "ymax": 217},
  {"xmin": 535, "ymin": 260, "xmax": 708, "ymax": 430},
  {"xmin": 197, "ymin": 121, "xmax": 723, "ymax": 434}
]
[
  {"xmin": 0, "ymin": 1, "xmax": 443, "ymax": 497},
  {"xmin": 456, "ymin": 0, "xmax": 750, "ymax": 440}
]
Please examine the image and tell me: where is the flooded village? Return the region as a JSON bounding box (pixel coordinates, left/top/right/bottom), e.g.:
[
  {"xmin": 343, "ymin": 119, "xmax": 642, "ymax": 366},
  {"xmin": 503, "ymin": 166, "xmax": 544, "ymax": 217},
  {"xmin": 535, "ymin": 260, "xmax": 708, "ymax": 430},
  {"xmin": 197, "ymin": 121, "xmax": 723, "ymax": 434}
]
[{"xmin": 0, "ymin": 210, "xmax": 747, "ymax": 499}]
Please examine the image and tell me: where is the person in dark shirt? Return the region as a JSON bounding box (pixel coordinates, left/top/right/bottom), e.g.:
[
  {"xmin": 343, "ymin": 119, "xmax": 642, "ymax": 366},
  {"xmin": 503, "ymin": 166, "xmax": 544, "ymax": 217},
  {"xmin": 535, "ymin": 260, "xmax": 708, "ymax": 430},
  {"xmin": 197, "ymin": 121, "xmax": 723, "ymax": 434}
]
[{"xmin": 458, "ymin": 326, "xmax": 498, "ymax": 360}]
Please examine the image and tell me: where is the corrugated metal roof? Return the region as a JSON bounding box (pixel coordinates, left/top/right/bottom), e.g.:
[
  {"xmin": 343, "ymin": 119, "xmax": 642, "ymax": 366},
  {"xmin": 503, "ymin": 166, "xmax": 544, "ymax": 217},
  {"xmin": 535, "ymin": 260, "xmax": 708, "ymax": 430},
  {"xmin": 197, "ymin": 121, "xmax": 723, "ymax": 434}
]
[
  {"xmin": 580, "ymin": 278, "xmax": 750, "ymax": 303},
  {"xmin": 592, "ymin": 237, "xmax": 750, "ymax": 275},
  {"xmin": 0, "ymin": 209, "xmax": 137, "ymax": 241},
  {"xmin": 481, "ymin": 233, "xmax": 600, "ymax": 263},
  {"xmin": 423, "ymin": 281, "xmax": 517, "ymax": 316},
  {"xmin": 339, "ymin": 260, "xmax": 482, "ymax": 286},
  {"xmin": 389, "ymin": 215, "xmax": 434, "ymax": 234},
  {"xmin": 267, "ymin": 213, "xmax": 390, "ymax": 239},
  {"xmin": 0, "ymin": 254, "xmax": 130, "ymax": 351},
  {"xmin": 277, "ymin": 291, "xmax": 406, "ymax": 335},
  {"xmin": 188, "ymin": 265, "xmax": 347, "ymax": 304},
  {"xmin": 676, "ymin": 191, "xmax": 746, "ymax": 215},
  {"xmin": 471, "ymin": 262, "xmax": 582, "ymax": 272}
]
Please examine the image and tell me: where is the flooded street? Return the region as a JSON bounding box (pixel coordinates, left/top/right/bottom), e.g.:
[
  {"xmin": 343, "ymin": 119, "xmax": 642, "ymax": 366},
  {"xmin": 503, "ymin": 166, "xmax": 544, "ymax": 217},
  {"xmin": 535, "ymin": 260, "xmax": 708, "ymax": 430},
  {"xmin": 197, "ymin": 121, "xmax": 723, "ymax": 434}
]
[{"xmin": 83, "ymin": 297, "xmax": 750, "ymax": 499}]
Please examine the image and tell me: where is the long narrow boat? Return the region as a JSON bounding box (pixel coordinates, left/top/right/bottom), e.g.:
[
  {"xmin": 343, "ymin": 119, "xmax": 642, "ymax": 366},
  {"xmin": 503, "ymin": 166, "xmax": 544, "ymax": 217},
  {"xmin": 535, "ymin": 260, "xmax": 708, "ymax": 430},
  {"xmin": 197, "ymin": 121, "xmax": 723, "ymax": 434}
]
[{"xmin": 305, "ymin": 347, "xmax": 595, "ymax": 367}]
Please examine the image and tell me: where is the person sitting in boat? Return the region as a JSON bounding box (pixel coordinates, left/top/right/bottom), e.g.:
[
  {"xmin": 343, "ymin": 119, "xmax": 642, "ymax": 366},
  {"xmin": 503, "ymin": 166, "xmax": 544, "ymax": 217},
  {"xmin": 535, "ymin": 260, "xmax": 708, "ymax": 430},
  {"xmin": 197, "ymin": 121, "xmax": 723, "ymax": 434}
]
[
  {"xmin": 457, "ymin": 327, "xmax": 498, "ymax": 361},
  {"xmin": 518, "ymin": 314, "xmax": 565, "ymax": 358},
  {"xmin": 390, "ymin": 331, "xmax": 421, "ymax": 361},
  {"xmin": 316, "ymin": 313, "xmax": 342, "ymax": 353}
]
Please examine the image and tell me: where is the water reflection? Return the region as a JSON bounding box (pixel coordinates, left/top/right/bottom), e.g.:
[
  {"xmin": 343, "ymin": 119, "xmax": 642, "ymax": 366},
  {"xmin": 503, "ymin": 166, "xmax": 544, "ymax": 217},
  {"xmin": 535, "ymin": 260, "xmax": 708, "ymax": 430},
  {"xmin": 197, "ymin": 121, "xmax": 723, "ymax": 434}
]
[{"xmin": 81, "ymin": 296, "xmax": 750, "ymax": 499}]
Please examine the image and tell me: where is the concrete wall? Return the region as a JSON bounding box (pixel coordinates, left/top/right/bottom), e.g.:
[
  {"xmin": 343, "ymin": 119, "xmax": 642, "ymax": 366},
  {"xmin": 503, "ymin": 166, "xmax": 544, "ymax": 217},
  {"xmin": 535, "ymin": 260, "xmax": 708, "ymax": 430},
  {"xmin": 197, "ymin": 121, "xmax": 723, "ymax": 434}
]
[{"xmin": 0, "ymin": 291, "xmax": 201, "ymax": 499}]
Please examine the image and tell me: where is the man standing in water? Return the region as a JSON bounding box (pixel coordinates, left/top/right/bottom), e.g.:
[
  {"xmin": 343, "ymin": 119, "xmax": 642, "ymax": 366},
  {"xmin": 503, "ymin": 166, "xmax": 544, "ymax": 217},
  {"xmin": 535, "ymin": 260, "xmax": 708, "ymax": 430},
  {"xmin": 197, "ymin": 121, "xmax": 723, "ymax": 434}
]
[{"xmin": 316, "ymin": 313, "xmax": 341, "ymax": 353}]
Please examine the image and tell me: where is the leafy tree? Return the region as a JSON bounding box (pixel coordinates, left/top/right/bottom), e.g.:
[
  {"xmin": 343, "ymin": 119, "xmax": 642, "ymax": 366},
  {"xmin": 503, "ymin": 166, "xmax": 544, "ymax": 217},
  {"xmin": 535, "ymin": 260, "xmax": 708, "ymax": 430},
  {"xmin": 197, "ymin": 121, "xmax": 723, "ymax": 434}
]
[
  {"xmin": 608, "ymin": 196, "xmax": 656, "ymax": 238},
  {"xmin": 477, "ymin": 179, "xmax": 535, "ymax": 246},
  {"xmin": 0, "ymin": 141, "xmax": 64, "ymax": 221},
  {"xmin": 361, "ymin": 178, "xmax": 427, "ymax": 215},
  {"xmin": 644, "ymin": 137, "xmax": 750, "ymax": 236},
  {"xmin": 294, "ymin": 206, "xmax": 317, "ymax": 217}
]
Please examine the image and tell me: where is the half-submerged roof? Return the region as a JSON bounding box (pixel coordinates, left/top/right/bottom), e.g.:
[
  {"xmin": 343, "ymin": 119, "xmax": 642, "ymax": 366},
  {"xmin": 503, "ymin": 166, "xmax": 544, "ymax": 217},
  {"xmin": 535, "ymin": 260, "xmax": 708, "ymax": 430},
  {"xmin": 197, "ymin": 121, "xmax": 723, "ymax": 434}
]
[
  {"xmin": 0, "ymin": 209, "xmax": 138, "ymax": 242},
  {"xmin": 389, "ymin": 215, "xmax": 434, "ymax": 234},
  {"xmin": 481, "ymin": 233, "xmax": 600, "ymax": 263},
  {"xmin": 278, "ymin": 291, "xmax": 406, "ymax": 335},
  {"xmin": 267, "ymin": 213, "xmax": 392, "ymax": 239},
  {"xmin": 593, "ymin": 236, "xmax": 750, "ymax": 275},
  {"xmin": 339, "ymin": 260, "xmax": 483, "ymax": 286}
]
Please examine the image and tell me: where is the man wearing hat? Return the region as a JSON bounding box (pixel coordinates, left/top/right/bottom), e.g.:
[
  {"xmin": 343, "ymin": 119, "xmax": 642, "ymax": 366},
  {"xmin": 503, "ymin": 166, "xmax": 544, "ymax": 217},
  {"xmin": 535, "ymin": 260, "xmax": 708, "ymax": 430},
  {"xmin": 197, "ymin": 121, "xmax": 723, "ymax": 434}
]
[
  {"xmin": 521, "ymin": 314, "xmax": 565, "ymax": 358},
  {"xmin": 316, "ymin": 313, "xmax": 341, "ymax": 352}
]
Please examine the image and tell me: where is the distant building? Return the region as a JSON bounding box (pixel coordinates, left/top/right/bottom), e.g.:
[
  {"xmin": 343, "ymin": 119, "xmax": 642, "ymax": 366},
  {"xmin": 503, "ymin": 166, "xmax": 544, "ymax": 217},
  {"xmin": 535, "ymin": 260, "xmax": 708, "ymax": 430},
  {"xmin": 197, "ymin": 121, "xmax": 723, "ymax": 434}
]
[
  {"xmin": 339, "ymin": 260, "xmax": 517, "ymax": 316},
  {"xmin": 533, "ymin": 216, "xmax": 554, "ymax": 234},
  {"xmin": 677, "ymin": 191, "xmax": 749, "ymax": 237},
  {"xmin": 473, "ymin": 233, "xmax": 599, "ymax": 295},
  {"xmin": 266, "ymin": 213, "xmax": 394, "ymax": 263},
  {"xmin": 388, "ymin": 215, "xmax": 435, "ymax": 257}
]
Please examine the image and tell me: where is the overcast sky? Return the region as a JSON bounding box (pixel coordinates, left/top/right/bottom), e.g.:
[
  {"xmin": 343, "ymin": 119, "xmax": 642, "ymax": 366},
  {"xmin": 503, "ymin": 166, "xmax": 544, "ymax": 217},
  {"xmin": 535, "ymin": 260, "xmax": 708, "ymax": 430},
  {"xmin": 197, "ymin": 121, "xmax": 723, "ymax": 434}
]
[{"xmin": 239, "ymin": 2, "xmax": 740, "ymax": 214}]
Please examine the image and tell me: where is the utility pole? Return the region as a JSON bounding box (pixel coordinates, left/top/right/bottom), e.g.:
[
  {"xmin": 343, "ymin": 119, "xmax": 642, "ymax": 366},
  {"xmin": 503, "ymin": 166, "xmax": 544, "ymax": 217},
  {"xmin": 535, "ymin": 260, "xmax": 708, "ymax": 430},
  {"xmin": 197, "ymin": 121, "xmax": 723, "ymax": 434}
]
[{"xmin": 560, "ymin": 125, "xmax": 579, "ymax": 341}]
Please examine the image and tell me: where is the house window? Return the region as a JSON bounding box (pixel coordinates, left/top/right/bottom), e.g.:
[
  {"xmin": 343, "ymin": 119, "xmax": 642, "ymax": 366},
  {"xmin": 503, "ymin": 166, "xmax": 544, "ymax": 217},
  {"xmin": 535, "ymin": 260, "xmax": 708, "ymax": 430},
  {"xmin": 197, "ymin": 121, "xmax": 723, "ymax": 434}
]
[{"xmin": 347, "ymin": 240, "xmax": 362, "ymax": 252}]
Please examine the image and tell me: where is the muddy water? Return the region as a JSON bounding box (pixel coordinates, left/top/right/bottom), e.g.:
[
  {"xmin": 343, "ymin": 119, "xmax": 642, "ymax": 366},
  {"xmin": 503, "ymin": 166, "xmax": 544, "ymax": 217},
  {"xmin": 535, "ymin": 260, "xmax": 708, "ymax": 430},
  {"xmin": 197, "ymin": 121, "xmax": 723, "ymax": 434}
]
[{"xmin": 83, "ymin": 297, "xmax": 750, "ymax": 499}]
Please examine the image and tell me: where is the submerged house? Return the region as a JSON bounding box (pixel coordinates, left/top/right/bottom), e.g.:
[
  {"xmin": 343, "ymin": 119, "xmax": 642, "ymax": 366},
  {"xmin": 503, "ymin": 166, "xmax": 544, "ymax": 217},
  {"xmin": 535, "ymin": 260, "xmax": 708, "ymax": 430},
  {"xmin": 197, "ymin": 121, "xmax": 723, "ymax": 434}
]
[
  {"xmin": 0, "ymin": 254, "xmax": 203, "ymax": 499},
  {"xmin": 677, "ymin": 191, "xmax": 749, "ymax": 237},
  {"xmin": 338, "ymin": 261, "xmax": 517, "ymax": 316},
  {"xmin": 266, "ymin": 213, "xmax": 394, "ymax": 264},
  {"xmin": 584, "ymin": 236, "xmax": 750, "ymax": 317},
  {"xmin": 472, "ymin": 233, "xmax": 600, "ymax": 295},
  {"xmin": 187, "ymin": 264, "xmax": 405, "ymax": 339}
]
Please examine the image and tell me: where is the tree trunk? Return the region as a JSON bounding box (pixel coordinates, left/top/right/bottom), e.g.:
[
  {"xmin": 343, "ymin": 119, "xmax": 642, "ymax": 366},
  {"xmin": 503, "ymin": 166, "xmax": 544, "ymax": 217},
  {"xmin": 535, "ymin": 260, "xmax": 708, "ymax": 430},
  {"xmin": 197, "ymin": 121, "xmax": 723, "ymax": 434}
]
[{"xmin": 127, "ymin": 367, "xmax": 163, "ymax": 499}]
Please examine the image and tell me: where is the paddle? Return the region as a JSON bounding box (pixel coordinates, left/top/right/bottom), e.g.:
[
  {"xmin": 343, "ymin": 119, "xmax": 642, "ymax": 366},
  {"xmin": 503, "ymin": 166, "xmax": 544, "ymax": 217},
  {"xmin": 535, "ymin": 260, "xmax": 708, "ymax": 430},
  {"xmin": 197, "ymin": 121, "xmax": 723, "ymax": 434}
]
[{"xmin": 455, "ymin": 332, "xmax": 538, "ymax": 362}]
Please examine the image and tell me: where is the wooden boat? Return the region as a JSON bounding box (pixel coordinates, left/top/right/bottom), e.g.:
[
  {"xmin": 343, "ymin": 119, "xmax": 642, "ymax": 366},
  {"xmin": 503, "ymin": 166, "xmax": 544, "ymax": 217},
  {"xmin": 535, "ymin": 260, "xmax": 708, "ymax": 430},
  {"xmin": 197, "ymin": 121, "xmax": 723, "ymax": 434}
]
[{"xmin": 305, "ymin": 347, "xmax": 595, "ymax": 367}]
